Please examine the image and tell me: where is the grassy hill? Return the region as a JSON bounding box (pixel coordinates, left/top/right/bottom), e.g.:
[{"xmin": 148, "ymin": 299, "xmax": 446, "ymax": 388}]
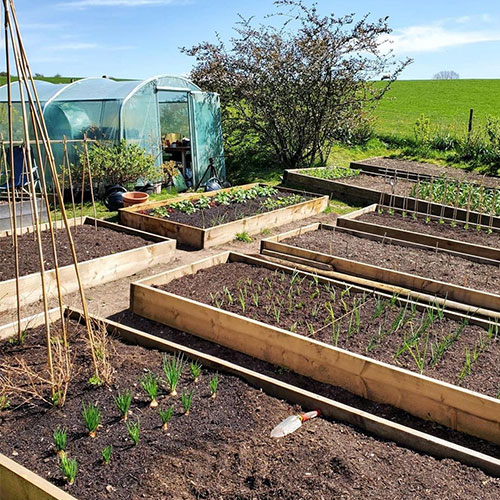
[
  {"xmin": 372, "ymin": 79, "xmax": 500, "ymax": 138},
  {"xmin": 0, "ymin": 75, "xmax": 78, "ymax": 87}
]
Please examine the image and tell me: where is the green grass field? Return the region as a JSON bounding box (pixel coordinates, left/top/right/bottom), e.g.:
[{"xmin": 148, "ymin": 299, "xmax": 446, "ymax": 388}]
[
  {"xmin": 0, "ymin": 76, "xmax": 78, "ymax": 87},
  {"xmin": 372, "ymin": 79, "xmax": 500, "ymax": 138}
]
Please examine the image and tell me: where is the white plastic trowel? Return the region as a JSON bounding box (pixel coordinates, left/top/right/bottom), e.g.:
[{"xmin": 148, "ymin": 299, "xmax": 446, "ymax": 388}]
[{"xmin": 270, "ymin": 410, "xmax": 320, "ymax": 438}]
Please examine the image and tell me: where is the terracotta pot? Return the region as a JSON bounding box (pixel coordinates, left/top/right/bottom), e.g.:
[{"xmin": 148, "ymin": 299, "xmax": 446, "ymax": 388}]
[{"xmin": 122, "ymin": 191, "xmax": 149, "ymax": 207}]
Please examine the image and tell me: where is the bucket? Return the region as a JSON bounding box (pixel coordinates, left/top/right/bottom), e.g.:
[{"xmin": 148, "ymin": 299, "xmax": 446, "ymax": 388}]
[{"xmin": 122, "ymin": 191, "xmax": 149, "ymax": 207}]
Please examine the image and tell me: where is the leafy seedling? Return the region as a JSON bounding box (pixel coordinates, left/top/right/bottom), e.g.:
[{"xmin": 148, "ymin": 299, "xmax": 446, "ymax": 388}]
[
  {"xmin": 0, "ymin": 395, "xmax": 10, "ymax": 411},
  {"xmin": 235, "ymin": 231, "xmax": 253, "ymax": 243},
  {"xmin": 101, "ymin": 445, "xmax": 112, "ymax": 465},
  {"xmin": 126, "ymin": 419, "xmax": 140, "ymax": 446},
  {"xmin": 163, "ymin": 353, "xmax": 185, "ymax": 396},
  {"xmin": 190, "ymin": 361, "xmax": 202, "ymax": 383},
  {"xmin": 181, "ymin": 390, "xmax": 194, "ymax": 415},
  {"xmin": 159, "ymin": 406, "xmax": 174, "ymax": 431},
  {"xmin": 140, "ymin": 372, "xmax": 159, "ymax": 408},
  {"xmin": 114, "ymin": 389, "xmax": 132, "ymax": 420},
  {"xmin": 209, "ymin": 374, "xmax": 219, "ymax": 399},
  {"xmin": 53, "ymin": 427, "xmax": 67, "ymax": 458},
  {"xmin": 60, "ymin": 456, "xmax": 77, "ymax": 485},
  {"xmin": 82, "ymin": 402, "xmax": 101, "ymax": 438}
]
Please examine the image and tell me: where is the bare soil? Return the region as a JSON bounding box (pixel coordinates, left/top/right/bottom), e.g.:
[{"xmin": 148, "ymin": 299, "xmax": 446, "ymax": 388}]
[
  {"xmin": 159, "ymin": 262, "xmax": 500, "ymax": 398},
  {"xmin": 284, "ymin": 228, "xmax": 500, "ymax": 295},
  {"xmin": 358, "ymin": 210, "xmax": 500, "ymax": 248},
  {"xmin": 333, "ymin": 173, "xmax": 415, "ymax": 196},
  {"xmin": 357, "ymin": 157, "xmax": 500, "ymax": 188},
  {"xmin": 1, "ymin": 320, "xmax": 499, "ymax": 500},
  {"xmin": 144, "ymin": 191, "xmax": 308, "ymax": 229},
  {"xmin": 0, "ymin": 225, "xmax": 152, "ymax": 282}
]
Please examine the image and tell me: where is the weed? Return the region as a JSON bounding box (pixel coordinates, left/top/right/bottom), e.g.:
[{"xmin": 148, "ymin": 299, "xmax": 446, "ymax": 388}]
[
  {"xmin": 209, "ymin": 374, "xmax": 219, "ymax": 399},
  {"xmin": 190, "ymin": 361, "xmax": 202, "ymax": 383},
  {"xmin": 53, "ymin": 427, "xmax": 67, "ymax": 457},
  {"xmin": 236, "ymin": 231, "xmax": 253, "ymax": 243},
  {"xmin": 140, "ymin": 372, "xmax": 159, "ymax": 407},
  {"xmin": 163, "ymin": 353, "xmax": 185, "ymax": 396},
  {"xmin": 101, "ymin": 445, "xmax": 112, "ymax": 465},
  {"xmin": 159, "ymin": 406, "xmax": 174, "ymax": 431},
  {"xmin": 60, "ymin": 456, "xmax": 77, "ymax": 485},
  {"xmin": 126, "ymin": 419, "xmax": 140, "ymax": 446},
  {"xmin": 82, "ymin": 402, "xmax": 101, "ymax": 438},
  {"xmin": 181, "ymin": 390, "xmax": 194, "ymax": 415},
  {"xmin": 114, "ymin": 389, "xmax": 132, "ymax": 420}
]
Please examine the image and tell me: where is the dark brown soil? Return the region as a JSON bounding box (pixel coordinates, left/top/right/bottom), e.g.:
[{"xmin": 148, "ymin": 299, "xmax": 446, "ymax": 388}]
[
  {"xmin": 145, "ymin": 191, "xmax": 308, "ymax": 229},
  {"xmin": 0, "ymin": 224, "xmax": 152, "ymax": 282},
  {"xmin": 1, "ymin": 321, "xmax": 500, "ymax": 499},
  {"xmin": 159, "ymin": 262, "xmax": 500, "ymax": 398},
  {"xmin": 336, "ymin": 173, "xmax": 415, "ymax": 195},
  {"xmin": 285, "ymin": 228, "xmax": 500, "ymax": 295},
  {"xmin": 358, "ymin": 210, "xmax": 500, "ymax": 248},
  {"xmin": 358, "ymin": 157, "xmax": 500, "ymax": 188}
]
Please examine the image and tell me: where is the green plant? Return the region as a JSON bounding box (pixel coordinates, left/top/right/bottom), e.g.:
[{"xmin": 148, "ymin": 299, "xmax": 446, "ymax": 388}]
[
  {"xmin": 181, "ymin": 390, "xmax": 194, "ymax": 415},
  {"xmin": 81, "ymin": 402, "xmax": 101, "ymax": 438},
  {"xmin": 81, "ymin": 139, "xmax": 161, "ymax": 187},
  {"xmin": 0, "ymin": 395, "xmax": 9, "ymax": 411},
  {"xmin": 170, "ymin": 199, "xmax": 197, "ymax": 215},
  {"xmin": 162, "ymin": 353, "xmax": 185, "ymax": 396},
  {"xmin": 60, "ymin": 456, "xmax": 77, "ymax": 485},
  {"xmin": 53, "ymin": 427, "xmax": 67, "ymax": 457},
  {"xmin": 190, "ymin": 361, "xmax": 202, "ymax": 383},
  {"xmin": 209, "ymin": 374, "xmax": 219, "ymax": 399},
  {"xmin": 140, "ymin": 372, "xmax": 159, "ymax": 408},
  {"xmin": 101, "ymin": 445, "xmax": 113, "ymax": 465},
  {"xmin": 458, "ymin": 348, "xmax": 472, "ymax": 382},
  {"xmin": 235, "ymin": 231, "xmax": 253, "ymax": 243},
  {"xmin": 114, "ymin": 389, "xmax": 132, "ymax": 420},
  {"xmin": 301, "ymin": 166, "xmax": 360, "ymax": 180},
  {"xmin": 196, "ymin": 195, "xmax": 211, "ymax": 209},
  {"xmin": 126, "ymin": 419, "xmax": 140, "ymax": 446},
  {"xmin": 159, "ymin": 406, "xmax": 174, "ymax": 431}
]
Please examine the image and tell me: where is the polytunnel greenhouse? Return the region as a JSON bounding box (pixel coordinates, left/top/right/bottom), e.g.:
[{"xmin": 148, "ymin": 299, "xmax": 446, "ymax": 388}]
[{"xmin": 0, "ymin": 75, "xmax": 225, "ymax": 187}]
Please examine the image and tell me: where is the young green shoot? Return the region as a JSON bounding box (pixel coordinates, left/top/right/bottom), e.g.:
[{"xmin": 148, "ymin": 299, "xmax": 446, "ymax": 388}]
[
  {"xmin": 114, "ymin": 389, "xmax": 132, "ymax": 421},
  {"xmin": 163, "ymin": 353, "xmax": 185, "ymax": 396},
  {"xmin": 82, "ymin": 402, "xmax": 101, "ymax": 438},
  {"xmin": 101, "ymin": 445, "xmax": 112, "ymax": 465},
  {"xmin": 60, "ymin": 456, "xmax": 77, "ymax": 485},
  {"xmin": 53, "ymin": 427, "xmax": 67, "ymax": 458},
  {"xmin": 0, "ymin": 395, "xmax": 9, "ymax": 411},
  {"xmin": 159, "ymin": 406, "xmax": 174, "ymax": 431},
  {"xmin": 190, "ymin": 360, "xmax": 202, "ymax": 383},
  {"xmin": 235, "ymin": 231, "xmax": 253, "ymax": 243},
  {"xmin": 181, "ymin": 390, "xmax": 194, "ymax": 415},
  {"xmin": 126, "ymin": 419, "xmax": 140, "ymax": 446},
  {"xmin": 140, "ymin": 372, "xmax": 159, "ymax": 407},
  {"xmin": 209, "ymin": 374, "xmax": 219, "ymax": 399}
]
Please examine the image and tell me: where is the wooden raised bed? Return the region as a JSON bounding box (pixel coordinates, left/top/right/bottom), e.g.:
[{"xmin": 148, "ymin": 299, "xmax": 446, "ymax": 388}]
[
  {"xmin": 1, "ymin": 305, "xmax": 499, "ymax": 500},
  {"xmin": 283, "ymin": 167, "xmax": 500, "ymax": 228},
  {"xmin": 260, "ymin": 222, "xmax": 500, "ymax": 316},
  {"xmin": 0, "ymin": 217, "xmax": 176, "ymax": 313},
  {"xmin": 119, "ymin": 183, "xmax": 329, "ymax": 249},
  {"xmin": 130, "ymin": 251, "xmax": 500, "ymax": 448},
  {"xmin": 338, "ymin": 204, "xmax": 500, "ymax": 262}
]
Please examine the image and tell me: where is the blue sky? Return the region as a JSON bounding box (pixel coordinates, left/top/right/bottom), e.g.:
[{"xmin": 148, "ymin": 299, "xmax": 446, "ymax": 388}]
[{"xmin": 11, "ymin": 0, "xmax": 500, "ymax": 80}]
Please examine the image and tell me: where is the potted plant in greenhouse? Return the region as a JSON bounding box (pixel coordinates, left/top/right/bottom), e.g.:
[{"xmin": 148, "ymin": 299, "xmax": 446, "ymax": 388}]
[{"xmin": 79, "ymin": 140, "xmax": 162, "ymax": 210}]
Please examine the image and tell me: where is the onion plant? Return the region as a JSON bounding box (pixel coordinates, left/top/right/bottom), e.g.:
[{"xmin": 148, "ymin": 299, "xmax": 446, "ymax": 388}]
[
  {"xmin": 159, "ymin": 406, "xmax": 174, "ymax": 431},
  {"xmin": 126, "ymin": 419, "xmax": 140, "ymax": 446},
  {"xmin": 60, "ymin": 456, "xmax": 78, "ymax": 485},
  {"xmin": 190, "ymin": 361, "xmax": 202, "ymax": 383},
  {"xmin": 181, "ymin": 390, "xmax": 194, "ymax": 415},
  {"xmin": 101, "ymin": 445, "xmax": 112, "ymax": 465},
  {"xmin": 209, "ymin": 374, "xmax": 219, "ymax": 399},
  {"xmin": 53, "ymin": 427, "xmax": 67, "ymax": 458},
  {"xmin": 114, "ymin": 389, "xmax": 132, "ymax": 420},
  {"xmin": 82, "ymin": 402, "xmax": 101, "ymax": 438},
  {"xmin": 140, "ymin": 372, "xmax": 160, "ymax": 408},
  {"xmin": 163, "ymin": 353, "xmax": 185, "ymax": 396}
]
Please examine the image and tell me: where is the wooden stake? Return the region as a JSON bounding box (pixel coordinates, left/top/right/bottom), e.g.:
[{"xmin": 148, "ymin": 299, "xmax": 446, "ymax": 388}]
[
  {"xmin": 83, "ymin": 134, "xmax": 97, "ymax": 228},
  {"xmin": 63, "ymin": 136, "xmax": 76, "ymax": 220}
]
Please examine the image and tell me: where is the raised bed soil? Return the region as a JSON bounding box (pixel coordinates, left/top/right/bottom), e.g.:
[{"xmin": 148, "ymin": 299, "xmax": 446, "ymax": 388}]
[{"xmin": 1, "ymin": 321, "xmax": 499, "ymax": 499}]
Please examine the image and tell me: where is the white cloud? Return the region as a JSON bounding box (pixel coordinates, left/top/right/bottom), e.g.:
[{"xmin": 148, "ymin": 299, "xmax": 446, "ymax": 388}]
[
  {"xmin": 383, "ymin": 23, "xmax": 500, "ymax": 53},
  {"xmin": 58, "ymin": 0, "xmax": 185, "ymax": 8}
]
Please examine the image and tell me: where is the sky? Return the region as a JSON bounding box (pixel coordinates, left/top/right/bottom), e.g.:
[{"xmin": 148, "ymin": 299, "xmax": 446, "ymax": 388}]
[{"xmin": 8, "ymin": 0, "xmax": 500, "ymax": 80}]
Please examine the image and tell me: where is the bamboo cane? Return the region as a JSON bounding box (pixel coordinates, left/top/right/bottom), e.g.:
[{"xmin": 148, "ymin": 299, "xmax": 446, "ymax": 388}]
[
  {"xmin": 63, "ymin": 136, "xmax": 77, "ymax": 220},
  {"xmin": 0, "ymin": 138, "xmax": 15, "ymax": 243},
  {"xmin": 83, "ymin": 134, "xmax": 98, "ymax": 228}
]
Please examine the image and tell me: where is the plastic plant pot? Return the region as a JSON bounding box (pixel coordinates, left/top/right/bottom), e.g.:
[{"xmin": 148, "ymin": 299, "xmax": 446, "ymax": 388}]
[{"xmin": 122, "ymin": 191, "xmax": 149, "ymax": 208}]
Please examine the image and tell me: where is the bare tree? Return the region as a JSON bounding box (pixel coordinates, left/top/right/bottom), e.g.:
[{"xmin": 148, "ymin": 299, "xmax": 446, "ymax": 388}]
[
  {"xmin": 433, "ymin": 70, "xmax": 459, "ymax": 80},
  {"xmin": 183, "ymin": 0, "xmax": 411, "ymax": 169}
]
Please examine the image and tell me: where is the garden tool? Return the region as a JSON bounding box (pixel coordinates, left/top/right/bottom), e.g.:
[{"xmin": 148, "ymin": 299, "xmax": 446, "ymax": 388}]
[{"xmin": 271, "ymin": 410, "xmax": 320, "ymax": 438}]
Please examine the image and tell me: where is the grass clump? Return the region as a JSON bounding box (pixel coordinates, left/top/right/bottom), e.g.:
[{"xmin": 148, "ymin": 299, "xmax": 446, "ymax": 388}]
[
  {"xmin": 162, "ymin": 353, "xmax": 185, "ymax": 396},
  {"xmin": 140, "ymin": 372, "xmax": 159, "ymax": 408},
  {"xmin": 81, "ymin": 402, "xmax": 101, "ymax": 438}
]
